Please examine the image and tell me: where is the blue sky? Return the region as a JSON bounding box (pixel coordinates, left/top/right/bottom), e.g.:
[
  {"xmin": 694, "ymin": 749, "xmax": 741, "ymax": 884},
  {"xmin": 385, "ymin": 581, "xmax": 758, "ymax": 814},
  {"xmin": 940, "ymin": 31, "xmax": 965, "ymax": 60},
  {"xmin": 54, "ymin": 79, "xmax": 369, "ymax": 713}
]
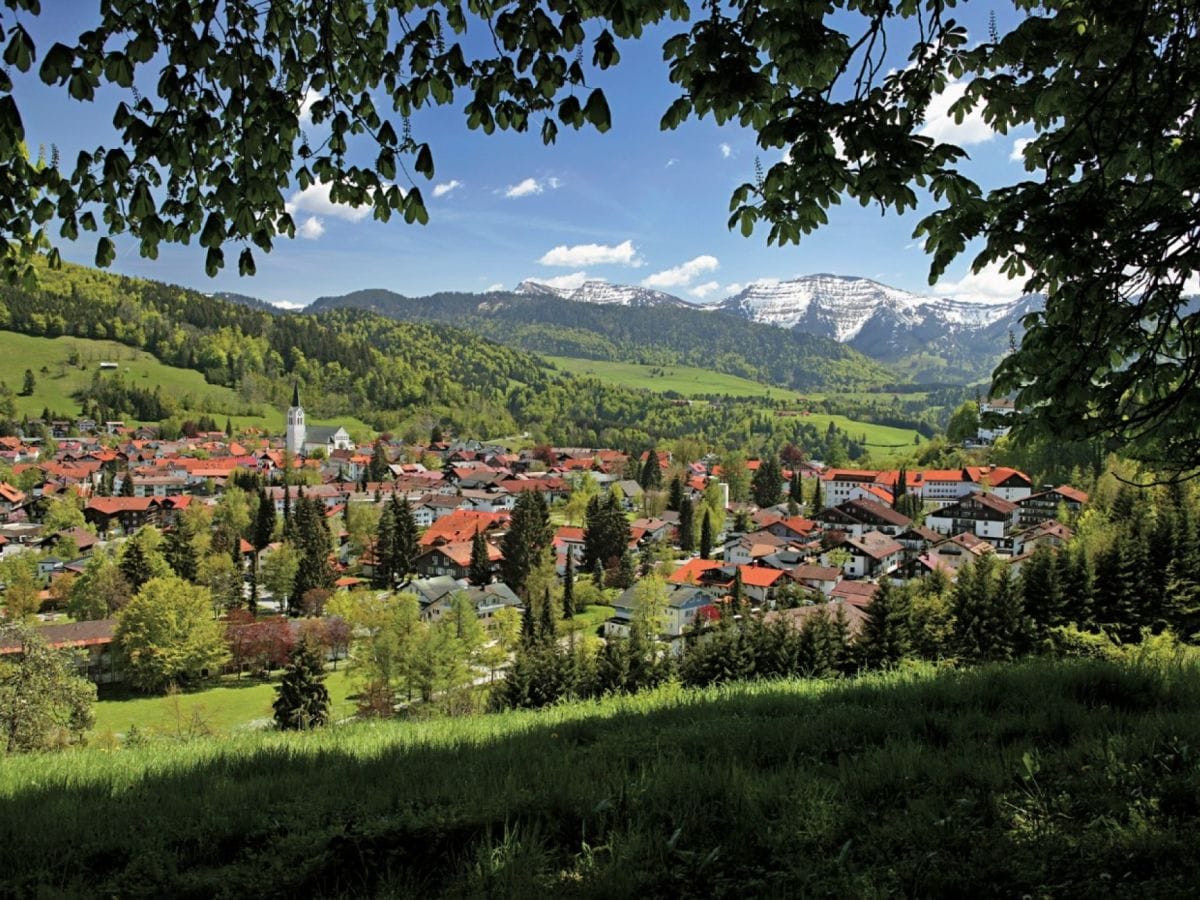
[{"xmin": 15, "ymin": 4, "xmax": 1034, "ymax": 308}]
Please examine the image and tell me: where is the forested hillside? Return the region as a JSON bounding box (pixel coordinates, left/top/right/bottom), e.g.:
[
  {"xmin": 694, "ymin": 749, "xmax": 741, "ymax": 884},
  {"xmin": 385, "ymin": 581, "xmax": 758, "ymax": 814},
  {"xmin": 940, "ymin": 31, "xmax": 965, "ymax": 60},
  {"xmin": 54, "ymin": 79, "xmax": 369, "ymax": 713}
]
[
  {"xmin": 307, "ymin": 288, "xmax": 895, "ymax": 392},
  {"xmin": 0, "ymin": 262, "xmax": 886, "ymax": 454}
]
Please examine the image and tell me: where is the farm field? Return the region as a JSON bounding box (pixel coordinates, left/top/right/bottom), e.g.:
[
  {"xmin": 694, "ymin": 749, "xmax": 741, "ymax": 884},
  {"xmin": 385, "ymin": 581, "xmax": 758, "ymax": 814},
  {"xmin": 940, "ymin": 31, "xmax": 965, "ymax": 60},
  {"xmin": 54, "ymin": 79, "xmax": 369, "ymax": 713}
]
[
  {"xmin": 3, "ymin": 652, "xmax": 1199, "ymax": 896},
  {"xmin": 0, "ymin": 331, "xmax": 372, "ymax": 434}
]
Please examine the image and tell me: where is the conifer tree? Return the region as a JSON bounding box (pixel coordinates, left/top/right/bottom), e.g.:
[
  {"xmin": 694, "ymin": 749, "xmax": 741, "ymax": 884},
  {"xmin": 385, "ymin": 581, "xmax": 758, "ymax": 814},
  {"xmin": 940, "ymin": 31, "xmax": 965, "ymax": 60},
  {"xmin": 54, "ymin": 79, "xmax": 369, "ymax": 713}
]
[
  {"xmin": 373, "ymin": 499, "xmax": 397, "ymax": 588},
  {"xmin": 729, "ymin": 568, "xmax": 745, "ymax": 620},
  {"xmin": 616, "ymin": 550, "xmax": 637, "ymax": 590},
  {"xmin": 592, "ymin": 557, "xmax": 606, "ymax": 588},
  {"xmin": 163, "ymin": 525, "xmax": 198, "ymax": 584},
  {"xmin": 520, "ymin": 599, "xmax": 537, "ymax": 647},
  {"xmin": 469, "ymin": 529, "xmax": 492, "ymax": 586},
  {"xmin": 501, "ymin": 490, "xmax": 553, "ymax": 596},
  {"xmin": 561, "ymin": 554, "xmax": 576, "ymax": 620},
  {"xmin": 367, "ymin": 440, "xmax": 391, "ymax": 483},
  {"xmin": 751, "ymin": 455, "xmax": 783, "ymax": 508},
  {"xmin": 393, "ymin": 495, "xmax": 419, "ymax": 581},
  {"xmin": 789, "ymin": 468, "xmax": 803, "ymax": 503},
  {"xmin": 272, "ymin": 639, "xmax": 330, "ymax": 730},
  {"xmin": 700, "ymin": 509, "xmax": 713, "ymax": 560},
  {"xmin": 291, "ymin": 496, "xmax": 335, "ymax": 611},
  {"xmin": 539, "ymin": 586, "xmax": 556, "ymax": 642},
  {"xmin": 857, "ymin": 579, "xmax": 911, "ymax": 669},
  {"xmin": 678, "ymin": 496, "xmax": 695, "ymax": 553},
  {"xmin": 1021, "ymin": 543, "xmax": 1064, "ymax": 643},
  {"xmin": 1094, "ymin": 530, "xmax": 1148, "ymax": 642},
  {"xmin": 811, "ymin": 477, "xmax": 824, "ymax": 513},
  {"xmin": 667, "ymin": 474, "xmax": 683, "ymax": 512},
  {"xmin": 119, "ymin": 469, "xmax": 135, "ymax": 496}
]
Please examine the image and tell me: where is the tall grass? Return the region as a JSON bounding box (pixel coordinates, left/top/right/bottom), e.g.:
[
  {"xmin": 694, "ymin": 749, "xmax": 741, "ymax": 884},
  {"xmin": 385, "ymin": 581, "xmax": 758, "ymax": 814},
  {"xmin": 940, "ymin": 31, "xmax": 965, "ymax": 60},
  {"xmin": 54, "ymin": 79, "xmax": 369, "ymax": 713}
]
[{"xmin": 4, "ymin": 650, "xmax": 1200, "ymax": 896}]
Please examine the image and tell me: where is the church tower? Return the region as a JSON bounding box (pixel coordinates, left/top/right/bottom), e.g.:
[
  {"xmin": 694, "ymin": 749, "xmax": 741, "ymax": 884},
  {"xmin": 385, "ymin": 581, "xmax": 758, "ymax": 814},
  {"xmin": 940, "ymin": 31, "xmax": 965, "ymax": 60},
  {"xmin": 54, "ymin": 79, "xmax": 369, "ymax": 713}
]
[{"xmin": 285, "ymin": 383, "xmax": 306, "ymax": 456}]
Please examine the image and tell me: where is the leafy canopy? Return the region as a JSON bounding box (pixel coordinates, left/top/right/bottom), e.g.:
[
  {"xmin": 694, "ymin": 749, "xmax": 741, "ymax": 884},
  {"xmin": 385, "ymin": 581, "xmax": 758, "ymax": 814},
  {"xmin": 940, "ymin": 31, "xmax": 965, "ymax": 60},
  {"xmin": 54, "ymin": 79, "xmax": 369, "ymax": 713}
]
[{"xmin": 1, "ymin": 1, "xmax": 1198, "ymax": 466}]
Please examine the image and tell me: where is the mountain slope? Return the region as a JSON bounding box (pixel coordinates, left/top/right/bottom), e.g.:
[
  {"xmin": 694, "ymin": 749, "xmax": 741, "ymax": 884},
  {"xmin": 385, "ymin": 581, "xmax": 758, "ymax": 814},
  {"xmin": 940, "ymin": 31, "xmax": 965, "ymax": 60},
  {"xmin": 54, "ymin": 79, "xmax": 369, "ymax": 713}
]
[
  {"xmin": 308, "ymin": 288, "xmax": 894, "ymax": 391},
  {"xmin": 514, "ymin": 278, "xmax": 696, "ymax": 308},
  {"xmin": 715, "ymin": 274, "xmax": 1040, "ymax": 380}
]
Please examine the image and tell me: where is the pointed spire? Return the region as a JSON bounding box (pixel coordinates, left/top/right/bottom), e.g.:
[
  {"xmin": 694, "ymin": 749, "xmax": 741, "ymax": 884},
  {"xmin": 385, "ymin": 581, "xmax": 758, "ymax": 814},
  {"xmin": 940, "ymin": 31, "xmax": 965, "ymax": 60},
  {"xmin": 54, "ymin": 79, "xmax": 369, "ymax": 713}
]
[{"xmin": 291, "ymin": 382, "xmax": 300, "ymax": 408}]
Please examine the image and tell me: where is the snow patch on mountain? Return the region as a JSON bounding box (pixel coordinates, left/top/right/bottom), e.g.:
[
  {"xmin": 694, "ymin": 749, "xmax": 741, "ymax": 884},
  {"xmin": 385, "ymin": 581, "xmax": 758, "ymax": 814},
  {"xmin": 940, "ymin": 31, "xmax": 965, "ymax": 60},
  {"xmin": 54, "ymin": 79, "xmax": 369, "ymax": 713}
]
[{"xmin": 515, "ymin": 279, "xmax": 694, "ymax": 309}]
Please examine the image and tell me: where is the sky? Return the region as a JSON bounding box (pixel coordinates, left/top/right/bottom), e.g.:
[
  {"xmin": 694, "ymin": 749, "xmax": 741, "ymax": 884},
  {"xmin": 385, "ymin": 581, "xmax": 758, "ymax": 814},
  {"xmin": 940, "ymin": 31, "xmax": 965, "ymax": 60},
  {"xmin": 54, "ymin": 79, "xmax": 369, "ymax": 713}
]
[{"xmin": 13, "ymin": 3, "xmax": 1036, "ymax": 309}]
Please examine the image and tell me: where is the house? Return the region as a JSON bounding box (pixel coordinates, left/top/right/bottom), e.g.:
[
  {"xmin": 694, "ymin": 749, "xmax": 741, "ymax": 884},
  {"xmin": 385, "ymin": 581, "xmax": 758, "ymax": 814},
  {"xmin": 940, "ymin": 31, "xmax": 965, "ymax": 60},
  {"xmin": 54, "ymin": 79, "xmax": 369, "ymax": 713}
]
[
  {"xmin": 1013, "ymin": 519, "xmax": 1074, "ymax": 556},
  {"xmin": 724, "ymin": 531, "xmax": 787, "ymax": 566},
  {"xmin": 736, "ymin": 564, "xmax": 786, "ymax": 606},
  {"xmin": 0, "ymin": 482, "xmax": 27, "ymax": 521},
  {"xmin": 398, "ymin": 576, "xmax": 463, "ymax": 617},
  {"xmin": 422, "ymin": 582, "xmax": 522, "ymax": 622},
  {"xmin": 824, "ymin": 530, "xmax": 904, "ymax": 578},
  {"xmin": 0, "ymin": 619, "xmax": 120, "ymax": 683},
  {"xmin": 419, "ymin": 509, "xmax": 508, "ymax": 547},
  {"xmin": 764, "ymin": 600, "xmax": 869, "ymax": 637},
  {"xmin": 764, "ymin": 515, "xmax": 817, "ymax": 542},
  {"xmin": 790, "ymin": 564, "xmax": 843, "ymax": 596},
  {"xmin": 1018, "ymin": 485, "xmax": 1089, "ymax": 526},
  {"xmin": 817, "ymin": 499, "xmax": 911, "ymax": 537},
  {"xmin": 977, "ymin": 397, "xmax": 1016, "ymax": 444},
  {"xmin": 917, "ymin": 532, "xmax": 993, "ymax": 579},
  {"xmin": 413, "ymin": 540, "xmax": 502, "ymax": 581},
  {"xmin": 820, "ymin": 469, "xmax": 881, "ymax": 507},
  {"xmin": 926, "ymin": 492, "xmax": 1019, "ymax": 545},
  {"xmin": 84, "ymin": 496, "xmax": 161, "ymax": 534},
  {"xmin": 970, "ymin": 466, "xmax": 1033, "ymax": 501},
  {"xmin": 604, "ymin": 583, "xmax": 714, "ymax": 643},
  {"xmin": 830, "ymin": 579, "xmax": 880, "ymax": 608}
]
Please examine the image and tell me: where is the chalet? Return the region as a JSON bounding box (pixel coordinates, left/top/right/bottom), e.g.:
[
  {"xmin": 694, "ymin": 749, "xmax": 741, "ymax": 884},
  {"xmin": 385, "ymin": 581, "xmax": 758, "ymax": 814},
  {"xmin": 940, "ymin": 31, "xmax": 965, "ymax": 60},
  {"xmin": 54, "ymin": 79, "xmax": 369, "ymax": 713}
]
[
  {"xmin": 422, "ymin": 582, "xmax": 521, "ymax": 622},
  {"xmin": 668, "ymin": 557, "xmax": 726, "ymax": 587},
  {"xmin": 413, "ymin": 540, "xmax": 502, "ymax": 581},
  {"xmin": 818, "ymin": 499, "xmax": 911, "ymax": 537},
  {"xmin": 604, "ymin": 583, "xmax": 714, "ymax": 643},
  {"xmin": 831, "ymin": 579, "xmax": 880, "ymax": 608},
  {"xmin": 765, "ymin": 600, "xmax": 868, "ymax": 637},
  {"xmin": 825, "ymin": 530, "xmax": 904, "ymax": 578},
  {"xmin": 764, "ymin": 515, "xmax": 817, "ymax": 542},
  {"xmin": 84, "ymin": 496, "xmax": 161, "ymax": 534},
  {"xmin": 977, "ymin": 397, "xmax": 1016, "ymax": 444},
  {"xmin": 736, "ymin": 564, "xmax": 787, "ymax": 606},
  {"xmin": 398, "ymin": 576, "xmax": 462, "ymax": 617},
  {"xmin": 0, "ymin": 618, "xmax": 120, "ymax": 683},
  {"xmin": 0, "ymin": 482, "xmax": 26, "ymax": 521},
  {"xmin": 917, "ymin": 532, "xmax": 993, "ymax": 579},
  {"xmin": 724, "ymin": 531, "xmax": 787, "ymax": 566},
  {"xmin": 790, "ymin": 564, "xmax": 843, "ymax": 596},
  {"xmin": 926, "ymin": 492, "xmax": 1019, "ymax": 545},
  {"xmin": 970, "ymin": 466, "xmax": 1033, "ymax": 501},
  {"xmin": 1018, "ymin": 485, "xmax": 1089, "ymax": 526},
  {"xmin": 920, "ymin": 469, "xmax": 976, "ymax": 506},
  {"xmin": 1012, "ymin": 520, "xmax": 1074, "ymax": 557},
  {"xmin": 420, "ymin": 509, "xmax": 508, "ymax": 548}
]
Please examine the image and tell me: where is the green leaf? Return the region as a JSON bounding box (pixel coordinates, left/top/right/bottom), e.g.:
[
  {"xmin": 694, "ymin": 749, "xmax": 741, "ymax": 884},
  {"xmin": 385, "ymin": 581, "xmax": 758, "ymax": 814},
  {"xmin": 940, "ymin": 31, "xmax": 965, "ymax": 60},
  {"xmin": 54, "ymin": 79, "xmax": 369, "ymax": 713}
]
[
  {"xmin": 95, "ymin": 237, "xmax": 115, "ymax": 268},
  {"xmin": 583, "ymin": 89, "xmax": 611, "ymax": 133}
]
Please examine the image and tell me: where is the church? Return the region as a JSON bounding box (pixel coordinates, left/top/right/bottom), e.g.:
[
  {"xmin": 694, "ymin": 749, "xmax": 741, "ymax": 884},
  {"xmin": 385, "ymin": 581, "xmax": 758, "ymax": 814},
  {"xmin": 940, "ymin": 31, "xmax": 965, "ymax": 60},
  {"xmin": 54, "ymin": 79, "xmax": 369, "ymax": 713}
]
[{"xmin": 285, "ymin": 385, "xmax": 355, "ymax": 457}]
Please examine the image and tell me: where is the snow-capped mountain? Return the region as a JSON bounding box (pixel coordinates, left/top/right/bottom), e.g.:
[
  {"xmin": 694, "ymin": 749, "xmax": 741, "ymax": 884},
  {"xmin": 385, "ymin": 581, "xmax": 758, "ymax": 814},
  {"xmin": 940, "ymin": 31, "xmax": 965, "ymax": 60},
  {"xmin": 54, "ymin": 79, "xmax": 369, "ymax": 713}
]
[
  {"xmin": 714, "ymin": 274, "xmax": 1039, "ymax": 371},
  {"xmin": 514, "ymin": 279, "xmax": 696, "ymax": 309}
]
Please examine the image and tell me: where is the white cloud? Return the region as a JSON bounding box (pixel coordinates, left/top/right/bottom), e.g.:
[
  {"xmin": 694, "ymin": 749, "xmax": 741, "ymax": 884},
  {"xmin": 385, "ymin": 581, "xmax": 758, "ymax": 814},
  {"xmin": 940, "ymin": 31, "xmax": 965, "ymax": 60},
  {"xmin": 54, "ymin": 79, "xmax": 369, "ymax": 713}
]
[
  {"xmin": 1009, "ymin": 137, "xmax": 1032, "ymax": 162},
  {"xmin": 665, "ymin": 158, "xmax": 679, "ymax": 168},
  {"xmin": 433, "ymin": 179, "xmax": 462, "ymax": 198},
  {"xmin": 527, "ymin": 272, "xmax": 589, "ymax": 290},
  {"xmin": 505, "ymin": 177, "xmax": 543, "ymax": 198},
  {"xmin": 642, "ymin": 255, "xmax": 719, "ymax": 289},
  {"xmin": 271, "ymin": 300, "xmax": 307, "ymax": 310},
  {"xmin": 720, "ymin": 143, "xmax": 733, "ymax": 159},
  {"xmin": 285, "ymin": 181, "xmax": 372, "ymax": 222},
  {"xmin": 934, "ymin": 262, "xmax": 1023, "ymax": 303},
  {"xmin": 919, "ymin": 78, "xmax": 995, "ymax": 146},
  {"xmin": 688, "ymin": 281, "xmax": 721, "ymax": 299},
  {"xmin": 298, "ymin": 87, "xmax": 322, "ymax": 125},
  {"xmin": 297, "ymin": 216, "xmax": 325, "ymax": 240},
  {"xmin": 724, "ymin": 283, "xmax": 744, "ymax": 295},
  {"xmin": 538, "ymin": 239, "xmax": 641, "ymax": 268},
  {"xmin": 485, "ymin": 282, "xmax": 505, "ymax": 292},
  {"xmin": 504, "ymin": 176, "xmax": 562, "ymax": 198}
]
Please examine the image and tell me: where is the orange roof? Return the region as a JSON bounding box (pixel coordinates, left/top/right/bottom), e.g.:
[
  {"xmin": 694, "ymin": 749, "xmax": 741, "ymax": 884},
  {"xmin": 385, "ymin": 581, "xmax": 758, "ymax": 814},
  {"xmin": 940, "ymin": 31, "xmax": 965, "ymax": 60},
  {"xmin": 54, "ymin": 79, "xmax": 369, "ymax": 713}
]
[
  {"xmin": 419, "ymin": 509, "xmax": 508, "ymax": 547},
  {"xmin": 668, "ymin": 558, "xmax": 725, "ymax": 585},
  {"xmin": 737, "ymin": 565, "xmax": 785, "ymax": 588}
]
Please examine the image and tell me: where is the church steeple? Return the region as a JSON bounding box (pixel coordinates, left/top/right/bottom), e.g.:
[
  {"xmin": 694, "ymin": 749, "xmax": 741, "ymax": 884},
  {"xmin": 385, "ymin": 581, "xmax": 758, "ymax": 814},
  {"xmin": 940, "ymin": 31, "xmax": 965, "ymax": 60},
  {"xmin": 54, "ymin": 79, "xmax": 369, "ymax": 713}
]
[{"xmin": 286, "ymin": 383, "xmax": 306, "ymax": 456}]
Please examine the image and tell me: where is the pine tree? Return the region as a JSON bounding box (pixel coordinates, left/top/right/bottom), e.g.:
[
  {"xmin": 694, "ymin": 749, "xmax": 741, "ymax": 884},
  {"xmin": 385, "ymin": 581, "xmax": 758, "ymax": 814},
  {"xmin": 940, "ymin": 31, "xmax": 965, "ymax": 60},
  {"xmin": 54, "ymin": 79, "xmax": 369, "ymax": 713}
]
[
  {"xmin": 667, "ymin": 474, "xmax": 683, "ymax": 512},
  {"xmin": 789, "ymin": 468, "xmax": 803, "ymax": 503},
  {"xmin": 592, "ymin": 557, "xmax": 606, "ymax": 588},
  {"xmin": 119, "ymin": 468, "xmax": 136, "ymax": 496},
  {"xmin": 367, "ymin": 440, "xmax": 390, "ymax": 483},
  {"xmin": 857, "ymin": 579, "xmax": 911, "ymax": 669},
  {"xmin": 811, "ymin": 477, "xmax": 824, "ymax": 513},
  {"xmin": 561, "ymin": 554, "xmax": 576, "ymax": 619},
  {"xmin": 539, "ymin": 586, "xmax": 556, "ymax": 642},
  {"xmin": 616, "ymin": 550, "xmax": 636, "ymax": 590},
  {"xmin": 225, "ymin": 417, "xmax": 233, "ymax": 438},
  {"xmin": 272, "ymin": 639, "xmax": 330, "ymax": 730},
  {"xmin": 894, "ymin": 467, "xmax": 908, "ymax": 509},
  {"xmin": 163, "ymin": 526, "xmax": 198, "ymax": 583},
  {"xmin": 469, "ymin": 529, "xmax": 492, "ymax": 586},
  {"xmin": 373, "ymin": 500, "xmax": 397, "ymax": 587},
  {"xmin": 993, "ymin": 565, "xmax": 1031, "ymax": 660},
  {"xmin": 20, "ymin": 368, "xmax": 34, "ymax": 396},
  {"xmin": 501, "ymin": 490, "xmax": 553, "ymax": 595},
  {"xmin": 699, "ymin": 509, "xmax": 713, "ymax": 560},
  {"xmin": 678, "ymin": 496, "xmax": 695, "ymax": 553},
  {"xmin": 291, "ymin": 496, "xmax": 335, "ymax": 611},
  {"xmin": 393, "ymin": 495, "xmax": 419, "ymax": 581},
  {"xmin": 520, "ymin": 599, "xmax": 537, "ymax": 647},
  {"xmin": 751, "ymin": 455, "xmax": 783, "ymax": 508},
  {"xmin": 1021, "ymin": 543, "xmax": 1064, "ymax": 643},
  {"xmin": 119, "ymin": 540, "xmax": 154, "ymax": 591},
  {"xmin": 729, "ymin": 569, "xmax": 745, "ymax": 620}
]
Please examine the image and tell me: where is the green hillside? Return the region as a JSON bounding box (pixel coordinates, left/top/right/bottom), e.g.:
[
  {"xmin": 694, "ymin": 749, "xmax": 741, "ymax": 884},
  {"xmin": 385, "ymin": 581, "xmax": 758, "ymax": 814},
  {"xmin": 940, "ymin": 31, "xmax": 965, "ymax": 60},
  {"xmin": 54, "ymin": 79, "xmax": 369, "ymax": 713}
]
[
  {"xmin": 0, "ymin": 331, "xmax": 371, "ymax": 434},
  {"xmin": 4, "ymin": 653, "xmax": 1199, "ymax": 896}
]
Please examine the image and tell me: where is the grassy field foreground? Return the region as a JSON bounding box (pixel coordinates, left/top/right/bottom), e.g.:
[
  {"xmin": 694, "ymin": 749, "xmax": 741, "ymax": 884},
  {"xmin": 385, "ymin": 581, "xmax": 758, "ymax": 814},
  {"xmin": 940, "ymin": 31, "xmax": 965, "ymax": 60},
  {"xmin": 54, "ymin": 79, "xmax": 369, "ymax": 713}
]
[{"xmin": 4, "ymin": 653, "xmax": 1200, "ymax": 897}]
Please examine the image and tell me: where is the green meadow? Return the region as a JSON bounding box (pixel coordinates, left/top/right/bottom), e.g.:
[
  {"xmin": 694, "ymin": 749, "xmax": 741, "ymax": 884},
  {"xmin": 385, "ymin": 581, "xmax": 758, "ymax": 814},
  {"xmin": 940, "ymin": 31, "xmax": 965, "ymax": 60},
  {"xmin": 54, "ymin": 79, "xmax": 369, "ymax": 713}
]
[
  {"xmin": 4, "ymin": 651, "xmax": 1200, "ymax": 897},
  {"xmin": 0, "ymin": 331, "xmax": 371, "ymax": 434}
]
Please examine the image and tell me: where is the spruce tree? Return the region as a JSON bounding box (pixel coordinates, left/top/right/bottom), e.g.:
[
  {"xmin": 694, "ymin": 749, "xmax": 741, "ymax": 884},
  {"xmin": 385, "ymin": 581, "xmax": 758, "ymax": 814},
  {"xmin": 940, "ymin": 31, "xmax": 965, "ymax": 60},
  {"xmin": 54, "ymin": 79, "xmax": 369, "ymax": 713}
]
[
  {"xmin": 857, "ymin": 579, "xmax": 911, "ymax": 669},
  {"xmin": 592, "ymin": 557, "xmax": 606, "ymax": 588},
  {"xmin": 272, "ymin": 639, "xmax": 331, "ymax": 730},
  {"xmin": 1020, "ymin": 543, "xmax": 1064, "ymax": 643},
  {"xmin": 393, "ymin": 495, "xmax": 419, "ymax": 581},
  {"xmin": 539, "ymin": 586, "xmax": 556, "ymax": 642},
  {"xmin": 373, "ymin": 499, "xmax": 397, "ymax": 587},
  {"xmin": 616, "ymin": 550, "xmax": 637, "ymax": 590},
  {"xmin": 678, "ymin": 496, "xmax": 695, "ymax": 553},
  {"xmin": 699, "ymin": 509, "xmax": 713, "ymax": 560},
  {"xmin": 469, "ymin": 529, "xmax": 492, "ymax": 586},
  {"xmin": 520, "ymin": 599, "xmax": 537, "ymax": 647},
  {"xmin": 729, "ymin": 568, "xmax": 745, "ymax": 619},
  {"xmin": 751, "ymin": 455, "xmax": 783, "ymax": 508},
  {"xmin": 367, "ymin": 440, "xmax": 391, "ymax": 483},
  {"xmin": 811, "ymin": 477, "xmax": 824, "ymax": 513},
  {"xmin": 119, "ymin": 469, "xmax": 136, "ymax": 496},
  {"xmin": 291, "ymin": 496, "xmax": 335, "ymax": 611},
  {"xmin": 668, "ymin": 474, "xmax": 683, "ymax": 512},
  {"xmin": 561, "ymin": 554, "xmax": 576, "ymax": 619},
  {"xmin": 501, "ymin": 490, "xmax": 553, "ymax": 595},
  {"xmin": 789, "ymin": 468, "xmax": 803, "ymax": 503}
]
